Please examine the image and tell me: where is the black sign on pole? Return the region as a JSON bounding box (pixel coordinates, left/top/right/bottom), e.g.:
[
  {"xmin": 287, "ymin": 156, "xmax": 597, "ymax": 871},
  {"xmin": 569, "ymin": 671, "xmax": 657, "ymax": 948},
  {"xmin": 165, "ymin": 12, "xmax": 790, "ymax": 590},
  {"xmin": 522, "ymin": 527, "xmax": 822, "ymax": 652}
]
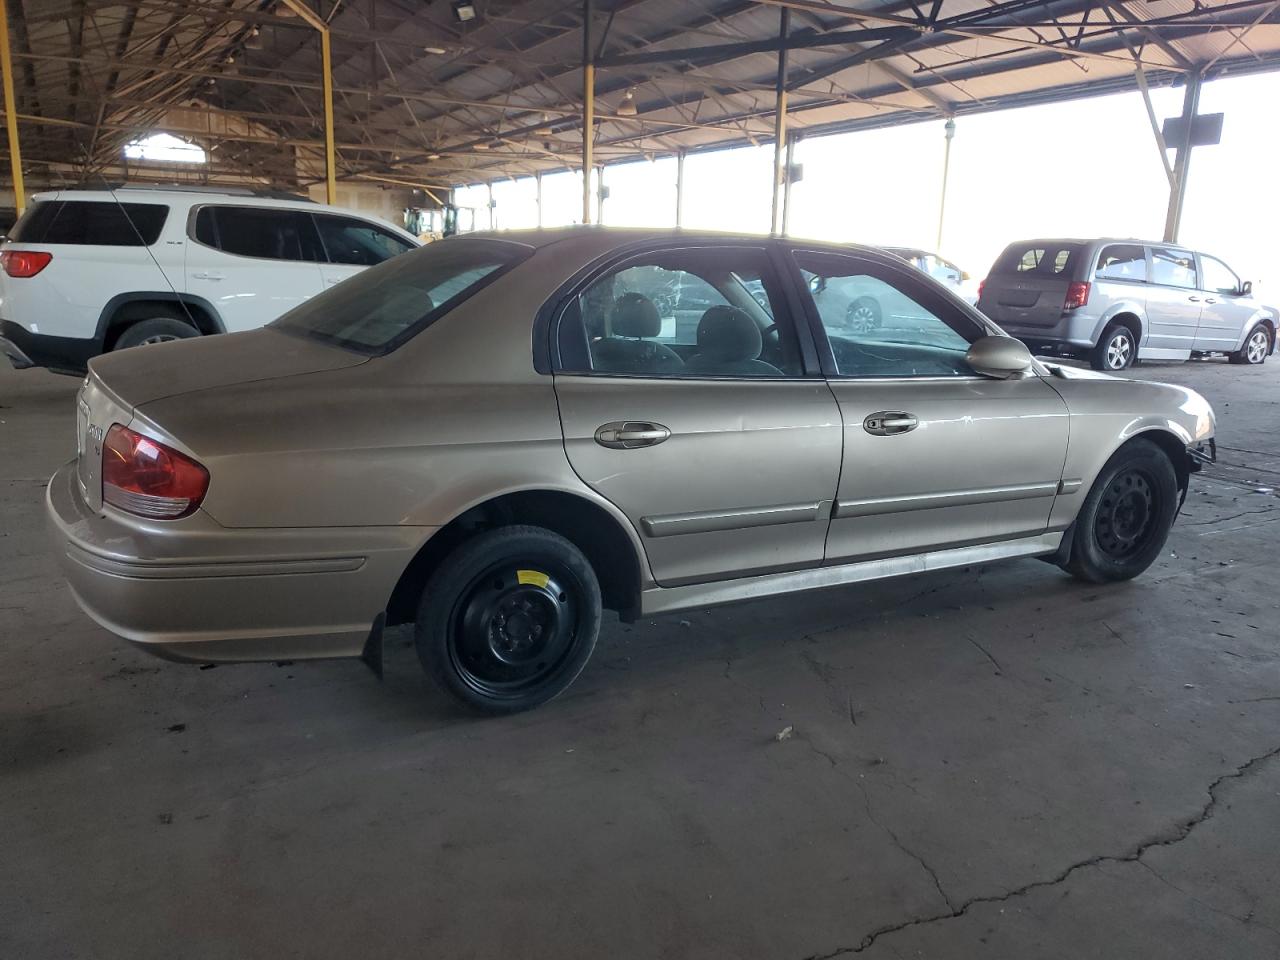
[{"xmin": 1162, "ymin": 112, "xmax": 1224, "ymax": 148}]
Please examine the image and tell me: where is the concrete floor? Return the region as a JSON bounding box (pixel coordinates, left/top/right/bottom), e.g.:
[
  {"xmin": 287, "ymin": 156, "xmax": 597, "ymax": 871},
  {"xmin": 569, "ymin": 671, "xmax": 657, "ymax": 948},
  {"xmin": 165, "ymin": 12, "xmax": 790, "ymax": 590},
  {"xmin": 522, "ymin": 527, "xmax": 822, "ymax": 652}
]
[{"xmin": 2, "ymin": 356, "xmax": 1279, "ymax": 960}]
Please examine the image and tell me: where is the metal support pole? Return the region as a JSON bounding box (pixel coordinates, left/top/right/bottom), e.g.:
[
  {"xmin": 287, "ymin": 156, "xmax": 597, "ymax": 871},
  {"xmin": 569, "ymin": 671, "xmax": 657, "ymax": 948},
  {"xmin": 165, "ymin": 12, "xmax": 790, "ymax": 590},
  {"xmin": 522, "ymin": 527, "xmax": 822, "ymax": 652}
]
[
  {"xmin": 535, "ymin": 171, "xmax": 543, "ymax": 228},
  {"xmin": 770, "ymin": 7, "xmax": 790, "ymax": 235},
  {"xmin": 781, "ymin": 134, "xmax": 796, "ymax": 237},
  {"xmin": 596, "ymin": 164, "xmax": 605, "ymax": 224},
  {"xmin": 1163, "ymin": 71, "xmax": 1202, "ymax": 244},
  {"xmin": 281, "ymin": 0, "xmax": 336, "ymax": 204},
  {"xmin": 936, "ymin": 117, "xmax": 955, "ymax": 251},
  {"xmin": 675, "ymin": 149, "xmax": 685, "ymax": 228},
  {"xmin": 582, "ymin": 0, "xmax": 594, "ymax": 224},
  {"xmin": 0, "ymin": 0, "xmax": 24, "ymax": 213},
  {"xmin": 487, "ymin": 181, "xmax": 494, "ymax": 230}
]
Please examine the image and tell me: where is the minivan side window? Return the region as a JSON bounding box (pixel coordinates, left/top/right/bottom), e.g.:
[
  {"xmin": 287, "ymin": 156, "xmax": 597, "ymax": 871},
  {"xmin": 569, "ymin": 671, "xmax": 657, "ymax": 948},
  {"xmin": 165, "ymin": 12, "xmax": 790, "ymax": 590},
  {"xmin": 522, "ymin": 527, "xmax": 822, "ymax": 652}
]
[
  {"xmin": 314, "ymin": 214, "xmax": 414, "ymax": 266},
  {"xmin": 1151, "ymin": 247, "xmax": 1197, "ymax": 289},
  {"xmin": 196, "ymin": 206, "xmax": 323, "ymax": 262},
  {"xmin": 9, "ymin": 200, "xmax": 168, "ymax": 246},
  {"xmin": 1094, "ymin": 244, "xmax": 1146, "ymax": 282},
  {"xmin": 1199, "ymin": 255, "xmax": 1241, "ymax": 296}
]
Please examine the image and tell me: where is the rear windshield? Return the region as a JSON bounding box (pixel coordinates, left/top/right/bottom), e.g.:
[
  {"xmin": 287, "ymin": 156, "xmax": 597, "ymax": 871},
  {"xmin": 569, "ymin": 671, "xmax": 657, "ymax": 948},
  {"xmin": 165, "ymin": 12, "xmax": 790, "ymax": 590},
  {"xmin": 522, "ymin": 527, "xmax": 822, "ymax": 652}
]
[
  {"xmin": 272, "ymin": 237, "xmax": 531, "ymax": 354},
  {"xmin": 9, "ymin": 199, "xmax": 169, "ymax": 246},
  {"xmin": 991, "ymin": 241, "xmax": 1082, "ymax": 278}
]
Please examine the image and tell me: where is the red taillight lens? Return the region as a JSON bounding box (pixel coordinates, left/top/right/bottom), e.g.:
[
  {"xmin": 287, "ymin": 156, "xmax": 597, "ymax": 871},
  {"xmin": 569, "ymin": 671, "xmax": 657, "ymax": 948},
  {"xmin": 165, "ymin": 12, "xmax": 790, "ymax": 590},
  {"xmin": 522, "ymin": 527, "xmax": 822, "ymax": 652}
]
[
  {"xmin": 1064, "ymin": 281, "xmax": 1091, "ymax": 311},
  {"xmin": 102, "ymin": 424, "xmax": 209, "ymax": 519},
  {"xmin": 978, "ymin": 278, "xmax": 986, "ymax": 300},
  {"xmin": 1, "ymin": 249, "xmax": 52, "ymax": 278}
]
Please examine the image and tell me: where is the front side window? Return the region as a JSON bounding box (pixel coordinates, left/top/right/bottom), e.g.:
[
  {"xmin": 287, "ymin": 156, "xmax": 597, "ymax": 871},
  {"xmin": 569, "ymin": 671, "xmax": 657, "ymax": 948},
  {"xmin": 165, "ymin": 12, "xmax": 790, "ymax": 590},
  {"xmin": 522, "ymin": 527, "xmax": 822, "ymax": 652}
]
[
  {"xmin": 200, "ymin": 206, "xmax": 323, "ymax": 262},
  {"xmin": 1094, "ymin": 244, "xmax": 1146, "ymax": 282},
  {"xmin": 922, "ymin": 254, "xmax": 961, "ymax": 284},
  {"xmin": 273, "ymin": 237, "xmax": 528, "ymax": 353},
  {"xmin": 1199, "ymin": 255, "xmax": 1241, "ymax": 295},
  {"xmin": 558, "ymin": 247, "xmax": 802, "ymax": 378},
  {"xmin": 796, "ymin": 251, "xmax": 982, "ymax": 378},
  {"xmin": 9, "ymin": 200, "xmax": 168, "ymax": 246},
  {"xmin": 1151, "ymin": 247, "xmax": 1197, "ymax": 289},
  {"xmin": 315, "ymin": 214, "xmax": 414, "ymax": 266}
]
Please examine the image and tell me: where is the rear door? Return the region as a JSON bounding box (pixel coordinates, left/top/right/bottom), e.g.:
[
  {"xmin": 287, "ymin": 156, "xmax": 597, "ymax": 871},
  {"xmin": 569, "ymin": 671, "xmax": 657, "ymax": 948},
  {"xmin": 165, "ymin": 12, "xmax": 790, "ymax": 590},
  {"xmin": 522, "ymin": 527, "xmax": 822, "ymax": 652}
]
[
  {"xmin": 553, "ymin": 242, "xmax": 842, "ymax": 587},
  {"xmin": 1193, "ymin": 254, "xmax": 1249, "ymax": 352},
  {"xmin": 1145, "ymin": 246, "xmax": 1202, "ymax": 350},
  {"xmin": 312, "ymin": 212, "xmax": 417, "ymax": 290},
  {"xmin": 789, "ymin": 247, "xmax": 1070, "ymax": 563},
  {"xmin": 186, "ymin": 205, "xmax": 325, "ymax": 332},
  {"xmin": 977, "ymin": 241, "xmax": 1082, "ymax": 333}
]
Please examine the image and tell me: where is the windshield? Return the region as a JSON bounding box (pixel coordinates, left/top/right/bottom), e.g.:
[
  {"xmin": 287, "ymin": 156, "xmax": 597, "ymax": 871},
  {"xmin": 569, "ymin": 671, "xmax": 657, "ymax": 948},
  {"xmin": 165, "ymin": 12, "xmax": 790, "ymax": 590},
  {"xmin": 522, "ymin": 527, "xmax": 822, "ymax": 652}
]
[{"xmin": 273, "ymin": 237, "xmax": 531, "ymax": 354}]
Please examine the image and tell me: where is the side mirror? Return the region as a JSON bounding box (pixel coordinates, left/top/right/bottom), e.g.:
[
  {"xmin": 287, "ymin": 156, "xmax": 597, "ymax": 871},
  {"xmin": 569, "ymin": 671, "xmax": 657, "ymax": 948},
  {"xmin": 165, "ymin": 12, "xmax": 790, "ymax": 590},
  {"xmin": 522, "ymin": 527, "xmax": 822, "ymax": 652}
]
[
  {"xmin": 1241, "ymin": 280, "xmax": 1253, "ymax": 297},
  {"xmin": 960, "ymin": 270, "xmax": 971, "ymax": 281},
  {"xmin": 965, "ymin": 335, "xmax": 1034, "ymax": 379}
]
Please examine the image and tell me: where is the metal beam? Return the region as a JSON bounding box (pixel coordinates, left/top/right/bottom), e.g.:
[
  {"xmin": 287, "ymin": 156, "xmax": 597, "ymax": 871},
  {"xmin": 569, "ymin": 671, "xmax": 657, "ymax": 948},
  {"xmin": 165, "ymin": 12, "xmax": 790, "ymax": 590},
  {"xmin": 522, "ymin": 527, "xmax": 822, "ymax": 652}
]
[
  {"xmin": 596, "ymin": 23, "xmax": 912, "ymax": 68},
  {"xmin": 280, "ymin": 0, "xmax": 336, "ymax": 204},
  {"xmin": 770, "ymin": 7, "xmax": 789, "ymax": 235},
  {"xmin": 1163, "ymin": 71, "xmax": 1202, "ymax": 244},
  {"xmin": 0, "ymin": 0, "xmax": 23, "ymax": 212},
  {"xmin": 582, "ymin": 0, "xmax": 594, "ymax": 224}
]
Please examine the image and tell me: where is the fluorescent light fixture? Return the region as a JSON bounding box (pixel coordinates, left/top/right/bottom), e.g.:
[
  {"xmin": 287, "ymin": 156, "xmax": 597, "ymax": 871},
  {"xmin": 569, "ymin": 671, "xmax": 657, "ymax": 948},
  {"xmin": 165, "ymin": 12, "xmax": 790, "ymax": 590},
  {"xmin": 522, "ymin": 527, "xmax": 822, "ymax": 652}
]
[
  {"xmin": 616, "ymin": 89, "xmax": 637, "ymax": 117},
  {"xmin": 423, "ymin": 46, "xmax": 448, "ymax": 55},
  {"xmin": 452, "ymin": 1, "xmax": 477, "ymax": 22}
]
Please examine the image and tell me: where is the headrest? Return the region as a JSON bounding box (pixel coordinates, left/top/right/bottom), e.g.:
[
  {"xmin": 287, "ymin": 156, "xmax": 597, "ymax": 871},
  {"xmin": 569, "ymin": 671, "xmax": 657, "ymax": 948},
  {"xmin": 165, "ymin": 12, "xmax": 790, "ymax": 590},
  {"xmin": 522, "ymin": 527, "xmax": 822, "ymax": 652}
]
[
  {"xmin": 610, "ymin": 292, "xmax": 661, "ymax": 338},
  {"xmin": 695, "ymin": 305, "xmax": 762, "ymax": 362}
]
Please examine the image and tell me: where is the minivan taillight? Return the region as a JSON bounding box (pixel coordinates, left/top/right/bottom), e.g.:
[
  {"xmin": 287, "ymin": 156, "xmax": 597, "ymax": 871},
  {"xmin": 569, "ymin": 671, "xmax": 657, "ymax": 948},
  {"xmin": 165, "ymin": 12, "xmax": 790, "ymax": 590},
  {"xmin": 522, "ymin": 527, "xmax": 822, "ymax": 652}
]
[
  {"xmin": 978, "ymin": 277, "xmax": 987, "ymax": 300},
  {"xmin": 0, "ymin": 250, "xmax": 52, "ymax": 277},
  {"xmin": 1064, "ymin": 281, "xmax": 1091, "ymax": 311},
  {"xmin": 102, "ymin": 424, "xmax": 209, "ymax": 519}
]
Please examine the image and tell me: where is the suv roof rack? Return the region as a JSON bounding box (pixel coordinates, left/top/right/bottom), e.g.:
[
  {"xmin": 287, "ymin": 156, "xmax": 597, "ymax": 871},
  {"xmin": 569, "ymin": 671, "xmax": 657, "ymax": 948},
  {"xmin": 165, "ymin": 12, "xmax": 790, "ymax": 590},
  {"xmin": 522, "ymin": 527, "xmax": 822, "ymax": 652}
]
[{"xmin": 88, "ymin": 183, "xmax": 316, "ymax": 203}]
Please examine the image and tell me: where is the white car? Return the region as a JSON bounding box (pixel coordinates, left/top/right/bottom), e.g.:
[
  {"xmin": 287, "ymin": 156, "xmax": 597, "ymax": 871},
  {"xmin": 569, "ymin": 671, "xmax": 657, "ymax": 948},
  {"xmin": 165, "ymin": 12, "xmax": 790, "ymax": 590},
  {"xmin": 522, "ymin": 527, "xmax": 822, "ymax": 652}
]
[
  {"xmin": 0, "ymin": 186, "xmax": 419, "ymax": 374},
  {"xmin": 883, "ymin": 246, "xmax": 980, "ymax": 304}
]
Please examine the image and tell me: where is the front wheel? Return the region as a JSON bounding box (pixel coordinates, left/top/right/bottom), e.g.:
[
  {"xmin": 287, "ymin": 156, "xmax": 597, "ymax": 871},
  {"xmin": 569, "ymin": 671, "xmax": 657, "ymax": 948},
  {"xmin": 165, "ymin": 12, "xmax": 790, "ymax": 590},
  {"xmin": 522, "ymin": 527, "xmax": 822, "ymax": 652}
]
[
  {"xmin": 1090, "ymin": 324, "xmax": 1136, "ymax": 371},
  {"xmin": 414, "ymin": 526, "xmax": 602, "ymax": 714},
  {"xmin": 1061, "ymin": 439, "xmax": 1178, "ymax": 583},
  {"xmin": 844, "ymin": 297, "xmax": 882, "ymax": 334},
  {"xmin": 1230, "ymin": 325, "xmax": 1271, "ymax": 365}
]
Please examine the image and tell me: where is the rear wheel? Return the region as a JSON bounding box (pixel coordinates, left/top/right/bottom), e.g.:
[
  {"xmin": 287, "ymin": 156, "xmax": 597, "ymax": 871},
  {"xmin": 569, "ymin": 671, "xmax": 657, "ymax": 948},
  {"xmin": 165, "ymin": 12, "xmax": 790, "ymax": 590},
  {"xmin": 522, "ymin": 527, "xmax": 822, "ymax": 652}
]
[
  {"xmin": 1090, "ymin": 324, "xmax": 1136, "ymax": 371},
  {"xmin": 113, "ymin": 316, "xmax": 198, "ymax": 350},
  {"xmin": 414, "ymin": 526, "xmax": 602, "ymax": 714},
  {"xmin": 1062, "ymin": 439, "xmax": 1178, "ymax": 583},
  {"xmin": 1230, "ymin": 325, "xmax": 1270, "ymax": 365},
  {"xmin": 844, "ymin": 296, "xmax": 882, "ymax": 334}
]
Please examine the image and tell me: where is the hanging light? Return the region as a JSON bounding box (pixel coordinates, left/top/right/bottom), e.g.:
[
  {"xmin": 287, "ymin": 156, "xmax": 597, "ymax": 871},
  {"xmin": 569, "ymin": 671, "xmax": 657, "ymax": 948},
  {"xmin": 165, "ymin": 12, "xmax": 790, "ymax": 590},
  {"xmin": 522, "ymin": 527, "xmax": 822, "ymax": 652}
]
[
  {"xmin": 616, "ymin": 89, "xmax": 638, "ymax": 117},
  {"xmin": 452, "ymin": 1, "xmax": 477, "ymax": 22}
]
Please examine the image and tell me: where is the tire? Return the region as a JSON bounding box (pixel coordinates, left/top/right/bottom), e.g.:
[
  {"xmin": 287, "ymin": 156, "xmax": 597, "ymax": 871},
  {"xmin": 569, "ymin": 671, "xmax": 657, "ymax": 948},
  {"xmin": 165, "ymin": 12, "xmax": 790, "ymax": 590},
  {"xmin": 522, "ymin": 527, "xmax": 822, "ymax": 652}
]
[
  {"xmin": 1229, "ymin": 325, "xmax": 1270, "ymax": 365},
  {"xmin": 414, "ymin": 525, "xmax": 602, "ymax": 714},
  {"xmin": 113, "ymin": 316, "xmax": 199, "ymax": 350},
  {"xmin": 1062, "ymin": 439, "xmax": 1178, "ymax": 584},
  {"xmin": 844, "ymin": 296, "xmax": 882, "ymax": 334},
  {"xmin": 1090, "ymin": 323, "xmax": 1136, "ymax": 371}
]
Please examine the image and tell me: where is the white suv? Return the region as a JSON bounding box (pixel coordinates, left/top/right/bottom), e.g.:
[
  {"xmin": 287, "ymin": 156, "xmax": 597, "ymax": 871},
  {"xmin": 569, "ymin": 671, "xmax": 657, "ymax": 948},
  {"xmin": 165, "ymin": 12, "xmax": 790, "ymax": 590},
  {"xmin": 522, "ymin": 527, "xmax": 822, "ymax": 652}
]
[{"xmin": 0, "ymin": 186, "xmax": 420, "ymax": 374}]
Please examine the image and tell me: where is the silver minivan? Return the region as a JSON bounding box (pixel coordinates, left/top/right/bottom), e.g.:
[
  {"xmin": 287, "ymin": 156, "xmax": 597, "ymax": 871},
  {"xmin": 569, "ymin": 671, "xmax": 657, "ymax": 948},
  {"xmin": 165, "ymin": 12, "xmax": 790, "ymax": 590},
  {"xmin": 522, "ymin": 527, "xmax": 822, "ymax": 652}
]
[{"xmin": 978, "ymin": 238, "xmax": 1278, "ymax": 371}]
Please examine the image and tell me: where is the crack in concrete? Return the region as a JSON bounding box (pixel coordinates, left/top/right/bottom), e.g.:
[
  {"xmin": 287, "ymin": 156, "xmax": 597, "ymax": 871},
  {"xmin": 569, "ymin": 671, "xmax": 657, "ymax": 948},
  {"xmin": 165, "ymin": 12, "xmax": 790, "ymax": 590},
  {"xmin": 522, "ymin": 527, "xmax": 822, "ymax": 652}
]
[
  {"xmin": 965, "ymin": 635, "xmax": 1002, "ymax": 675},
  {"xmin": 1185, "ymin": 507, "xmax": 1280, "ymax": 527},
  {"xmin": 856, "ymin": 781, "xmax": 956, "ymax": 915},
  {"xmin": 799, "ymin": 744, "xmax": 1280, "ymax": 959},
  {"xmin": 1228, "ymin": 695, "xmax": 1280, "ymax": 704},
  {"xmin": 1135, "ymin": 860, "xmax": 1280, "ymax": 940}
]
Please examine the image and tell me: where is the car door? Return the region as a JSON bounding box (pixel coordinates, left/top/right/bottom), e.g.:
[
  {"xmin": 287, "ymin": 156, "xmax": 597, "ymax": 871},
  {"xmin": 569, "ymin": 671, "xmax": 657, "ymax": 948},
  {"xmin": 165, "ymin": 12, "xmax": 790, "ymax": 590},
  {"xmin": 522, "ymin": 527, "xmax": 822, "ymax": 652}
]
[
  {"xmin": 788, "ymin": 247, "xmax": 1071, "ymax": 563},
  {"xmin": 187, "ymin": 205, "xmax": 325, "ymax": 332},
  {"xmin": 1194, "ymin": 253, "xmax": 1250, "ymax": 352},
  {"xmin": 1145, "ymin": 246, "xmax": 1202, "ymax": 352},
  {"xmin": 312, "ymin": 212, "xmax": 417, "ymax": 291},
  {"xmin": 553, "ymin": 242, "xmax": 842, "ymax": 587}
]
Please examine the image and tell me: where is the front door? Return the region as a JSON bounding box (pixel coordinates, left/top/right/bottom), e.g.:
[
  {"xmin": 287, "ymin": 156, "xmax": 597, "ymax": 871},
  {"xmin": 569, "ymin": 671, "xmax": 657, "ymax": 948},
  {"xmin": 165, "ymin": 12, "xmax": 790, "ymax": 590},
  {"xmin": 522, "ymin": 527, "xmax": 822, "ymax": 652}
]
[
  {"xmin": 313, "ymin": 212, "xmax": 417, "ymax": 291},
  {"xmin": 1193, "ymin": 253, "xmax": 1251, "ymax": 352},
  {"xmin": 1145, "ymin": 246, "xmax": 1202, "ymax": 352},
  {"xmin": 553, "ymin": 243, "xmax": 842, "ymax": 587},
  {"xmin": 788, "ymin": 248, "xmax": 1071, "ymax": 563}
]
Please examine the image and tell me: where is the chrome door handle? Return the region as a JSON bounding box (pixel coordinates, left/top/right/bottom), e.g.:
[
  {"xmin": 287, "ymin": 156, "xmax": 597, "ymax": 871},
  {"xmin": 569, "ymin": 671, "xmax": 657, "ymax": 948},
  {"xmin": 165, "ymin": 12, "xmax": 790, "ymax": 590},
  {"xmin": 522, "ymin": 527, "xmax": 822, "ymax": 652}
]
[
  {"xmin": 863, "ymin": 412, "xmax": 918, "ymax": 436},
  {"xmin": 1188, "ymin": 295, "xmax": 1201, "ymax": 302},
  {"xmin": 191, "ymin": 271, "xmax": 225, "ymax": 281},
  {"xmin": 594, "ymin": 421, "xmax": 671, "ymax": 449},
  {"xmin": 1204, "ymin": 297, "xmax": 1216, "ymax": 304}
]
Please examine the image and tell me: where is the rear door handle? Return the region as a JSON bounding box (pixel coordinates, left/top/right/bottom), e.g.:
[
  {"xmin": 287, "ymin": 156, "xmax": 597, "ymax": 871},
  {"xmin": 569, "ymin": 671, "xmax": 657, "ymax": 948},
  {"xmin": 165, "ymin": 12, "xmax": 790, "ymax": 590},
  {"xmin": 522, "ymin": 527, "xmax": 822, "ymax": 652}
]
[
  {"xmin": 1204, "ymin": 297, "xmax": 1216, "ymax": 304},
  {"xmin": 595, "ymin": 421, "xmax": 671, "ymax": 449},
  {"xmin": 864, "ymin": 412, "xmax": 918, "ymax": 436},
  {"xmin": 191, "ymin": 271, "xmax": 225, "ymax": 281},
  {"xmin": 1188, "ymin": 295, "xmax": 1201, "ymax": 302}
]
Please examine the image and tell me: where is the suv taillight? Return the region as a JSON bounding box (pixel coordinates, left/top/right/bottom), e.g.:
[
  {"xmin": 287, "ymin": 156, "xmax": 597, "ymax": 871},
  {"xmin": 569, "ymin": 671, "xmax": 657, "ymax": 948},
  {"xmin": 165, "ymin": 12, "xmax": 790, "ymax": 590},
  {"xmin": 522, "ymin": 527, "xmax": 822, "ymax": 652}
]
[
  {"xmin": 0, "ymin": 250, "xmax": 52, "ymax": 277},
  {"xmin": 102, "ymin": 424, "xmax": 209, "ymax": 519},
  {"xmin": 977, "ymin": 278, "xmax": 987, "ymax": 300},
  {"xmin": 1064, "ymin": 281, "xmax": 1091, "ymax": 311}
]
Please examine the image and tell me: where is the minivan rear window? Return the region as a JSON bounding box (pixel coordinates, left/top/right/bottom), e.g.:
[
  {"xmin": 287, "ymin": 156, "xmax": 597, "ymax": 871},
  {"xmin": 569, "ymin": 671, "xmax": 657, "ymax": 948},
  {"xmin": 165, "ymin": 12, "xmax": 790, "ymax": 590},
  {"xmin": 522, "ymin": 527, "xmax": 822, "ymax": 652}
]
[
  {"xmin": 992, "ymin": 242, "xmax": 1081, "ymax": 278},
  {"xmin": 272, "ymin": 237, "xmax": 531, "ymax": 354},
  {"xmin": 9, "ymin": 200, "xmax": 168, "ymax": 246}
]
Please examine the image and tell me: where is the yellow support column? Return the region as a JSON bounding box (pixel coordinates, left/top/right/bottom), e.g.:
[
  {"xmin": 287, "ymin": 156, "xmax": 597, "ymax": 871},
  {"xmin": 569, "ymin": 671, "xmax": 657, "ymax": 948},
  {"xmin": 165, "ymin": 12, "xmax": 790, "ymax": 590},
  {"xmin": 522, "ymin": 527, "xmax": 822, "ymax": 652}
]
[
  {"xmin": 0, "ymin": 0, "xmax": 25, "ymax": 214},
  {"xmin": 281, "ymin": 0, "xmax": 335, "ymax": 204},
  {"xmin": 581, "ymin": 0, "xmax": 593, "ymax": 224}
]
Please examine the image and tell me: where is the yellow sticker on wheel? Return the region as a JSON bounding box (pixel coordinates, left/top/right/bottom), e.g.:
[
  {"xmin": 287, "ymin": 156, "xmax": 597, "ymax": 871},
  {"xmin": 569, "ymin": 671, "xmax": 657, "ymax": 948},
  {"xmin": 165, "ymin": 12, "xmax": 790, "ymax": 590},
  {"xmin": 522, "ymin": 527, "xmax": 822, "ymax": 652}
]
[{"xmin": 517, "ymin": 569, "xmax": 550, "ymax": 588}]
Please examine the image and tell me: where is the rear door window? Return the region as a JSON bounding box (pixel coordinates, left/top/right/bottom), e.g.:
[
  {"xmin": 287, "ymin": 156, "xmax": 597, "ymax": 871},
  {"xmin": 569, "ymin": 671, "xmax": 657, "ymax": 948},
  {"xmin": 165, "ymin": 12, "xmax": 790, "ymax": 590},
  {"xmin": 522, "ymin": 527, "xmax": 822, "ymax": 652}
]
[
  {"xmin": 9, "ymin": 200, "xmax": 169, "ymax": 246},
  {"xmin": 1151, "ymin": 247, "xmax": 1197, "ymax": 289},
  {"xmin": 314, "ymin": 213, "xmax": 414, "ymax": 265},
  {"xmin": 993, "ymin": 242, "xmax": 1081, "ymax": 277},
  {"xmin": 1094, "ymin": 244, "xmax": 1146, "ymax": 282},
  {"xmin": 198, "ymin": 206, "xmax": 323, "ymax": 262}
]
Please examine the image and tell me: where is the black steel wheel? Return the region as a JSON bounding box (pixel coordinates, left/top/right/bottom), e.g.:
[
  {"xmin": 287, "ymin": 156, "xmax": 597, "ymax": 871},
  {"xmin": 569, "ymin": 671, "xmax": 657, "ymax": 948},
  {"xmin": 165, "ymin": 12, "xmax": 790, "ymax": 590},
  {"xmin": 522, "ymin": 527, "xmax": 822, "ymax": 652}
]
[
  {"xmin": 415, "ymin": 526, "xmax": 601, "ymax": 714},
  {"xmin": 1063, "ymin": 439, "xmax": 1178, "ymax": 583}
]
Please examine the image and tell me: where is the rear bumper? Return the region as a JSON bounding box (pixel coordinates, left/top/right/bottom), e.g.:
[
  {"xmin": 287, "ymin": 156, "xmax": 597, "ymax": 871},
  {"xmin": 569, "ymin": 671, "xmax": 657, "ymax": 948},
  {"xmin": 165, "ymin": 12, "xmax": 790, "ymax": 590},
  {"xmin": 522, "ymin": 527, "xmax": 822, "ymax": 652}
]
[
  {"xmin": 0, "ymin": 319, "xmax": 100, "ymax": 374},
  {"xmin": 993, "ymin": 312, "xmax": 1101, "ymax": 353},
  {"xmin": 45, "ymin": 459, "xmax": 430, "ymax": 662}
]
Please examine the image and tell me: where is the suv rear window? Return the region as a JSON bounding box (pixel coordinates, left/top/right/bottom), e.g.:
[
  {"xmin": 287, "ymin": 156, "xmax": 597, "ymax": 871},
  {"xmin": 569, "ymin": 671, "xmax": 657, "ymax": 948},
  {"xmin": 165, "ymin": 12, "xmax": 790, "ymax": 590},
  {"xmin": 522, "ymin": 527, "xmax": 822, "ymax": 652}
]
[
  {"xmin": 992, "ymin": 242, "xmax": 1081, "ymax": 278},
  {"xmin": 272, "ymin": 237, "xmax": 531, "ymax": 354},
  {"xmin": 9, "ymin": 200, "xmax": 168, "ymax": 246}
]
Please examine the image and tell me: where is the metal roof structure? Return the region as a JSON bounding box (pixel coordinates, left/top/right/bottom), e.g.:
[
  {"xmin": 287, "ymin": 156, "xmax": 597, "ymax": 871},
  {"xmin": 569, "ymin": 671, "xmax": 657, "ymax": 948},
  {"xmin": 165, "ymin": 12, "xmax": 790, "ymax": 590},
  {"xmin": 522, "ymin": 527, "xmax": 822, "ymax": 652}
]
[{"xmin": 7, "ymin": 0, "xmax": 1280, "ymax": 196}]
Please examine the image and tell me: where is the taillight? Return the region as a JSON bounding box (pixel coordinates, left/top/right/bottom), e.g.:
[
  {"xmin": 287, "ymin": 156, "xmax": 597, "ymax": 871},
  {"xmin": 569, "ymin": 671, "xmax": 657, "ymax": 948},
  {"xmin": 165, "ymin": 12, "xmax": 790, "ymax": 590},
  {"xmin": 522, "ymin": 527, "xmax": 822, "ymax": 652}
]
[
  {"xmin": 1, "ymin": 249, "xmax": 52, "ymax": 278},
  {"xmin": 1064, "ymin": 281, "xmax": 1091, "ymax": 311},
  {"xmin": 102, "ymin": 424, "xmax": 209, "ymax": 519},
  {"xmin": 978, "ymin": 278, "xmax": 987, "ymax": 300}
]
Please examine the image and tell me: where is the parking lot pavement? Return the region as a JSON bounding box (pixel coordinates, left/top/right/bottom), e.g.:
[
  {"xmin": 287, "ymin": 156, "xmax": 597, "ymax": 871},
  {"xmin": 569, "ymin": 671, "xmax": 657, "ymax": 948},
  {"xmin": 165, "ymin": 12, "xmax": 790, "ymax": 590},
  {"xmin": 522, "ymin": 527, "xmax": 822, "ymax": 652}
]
[{"xmin": 2, "ymin": 357, "xmax": 1278, "ymax": 959}]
